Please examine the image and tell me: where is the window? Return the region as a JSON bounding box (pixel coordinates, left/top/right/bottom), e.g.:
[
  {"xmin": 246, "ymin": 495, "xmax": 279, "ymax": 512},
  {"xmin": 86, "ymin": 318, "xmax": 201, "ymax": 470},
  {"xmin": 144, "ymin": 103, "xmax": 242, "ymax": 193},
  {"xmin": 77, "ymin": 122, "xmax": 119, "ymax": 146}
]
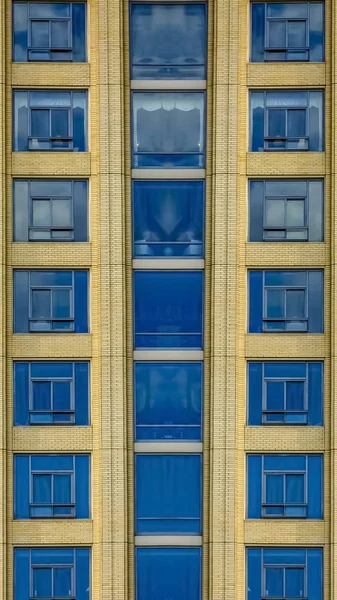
[
  {"xmin": 247, "ymin": 454, "xmax": 323, "ymax": 519},
  {"xmin": 14, "ymin": 362, "xmax": 90, "ymax": 425},
  {"xmin": 249, "ymin": 179, "xmax": 323, "ymax": 242},
  {"xmin": 13, "ymin": 179, "xmax": 88, "ymax": 242},
  {"xmin": 14, "ymin": 547, "xmax": 90, "ymax": 599},
  {"xmin": 132, "ymin": 92, "xmax": 205, "ymax": 168},
  {"xmin": 134, "ymin": 271, "xmax": 204, "ymax": 348},
  {"xmin": 251, "ymin": 2, "xmax": 324, "ymax": 62},
  {"xmin": 135, "ymin": 454, "xmax": 202, "ymax": 534},
  {"xmin": 248, "ymin": 270, "xmax": 324, "ymax": 333},
  {"xmin": 135, "ymin": 362, "xmax": 203, "ymax": 440},
  {"xmin": 130, "ymin": 3, "xmax": 207, "ymax": 79},
  {"xmin": 13, "ymin": 270, "xmax": 89, "ymax": 333},
  {"xmin": 13, "ymin": 2, "xmax": 86, "ymax": 62},
  {"xmin": 250, "ymin": 90, "xmax": 324, "ymax": 151},
  {"xmin": 247, "ymin": 362, "xmax": 323, "ymax": 426},
  {"xmin": 136, "ymin": 547, "xmax": 202, "ymax": 600},
  {"xmin": 13, "ymin": 90, "xmax": 87, "ymax": 151},
  {"xmin": 247, "ymin": 548, "xmax": 323, "ymax": 600},
  {"xmin": 14, "ymin": 454, "xmax": 90, "ymax": 519},
  {"xmin": 133, "ymin": 181, "xmax": 204, "ymax": 257}
]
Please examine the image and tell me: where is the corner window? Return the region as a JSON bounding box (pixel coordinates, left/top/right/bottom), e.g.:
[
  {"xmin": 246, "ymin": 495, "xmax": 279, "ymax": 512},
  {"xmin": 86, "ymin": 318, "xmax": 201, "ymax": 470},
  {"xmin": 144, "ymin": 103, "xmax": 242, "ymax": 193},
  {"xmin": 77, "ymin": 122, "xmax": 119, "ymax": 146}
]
[
  {"xmin": 133, "ymin": 181, "xmax": 204, "ymax": 257},
  {"xmin": 134, "ymin": 271, "xmax": 204, "ymax": 349},
  {"xmin": 135, "ymin": 454, "xmax": 202, "ymax": 534},
  {"xmin": 136, "ymin": 547, "xmax": 202, "ymax": 600},
  {"xmin": 135, "ymin": 362, "xmax": 203, "ymax": 440},
  {"xmin": 248, "ymin": 270, "xmax": 324, "ymax": 333},
  {"xmin": 13, "ymin": 90, "xmax": 87, "ymax": 152},
  {"xmin": 14, "ymin": 361, "xmax": 90, "ymax": 425},
  {"xmin": 132, "ymin": 92, "xmax": 205, "ymax": 168},
  {"xmin": 13, "ymin": 2, "xmax": 86, "ymax": 62},
  {"xmin": 13, "ymin": 179, "xmax": 88, "ymax": 242},
  {"xmin": 13, "ymin": 270, "xmax": 89, "ymax": 333},
  {"xmin": 130, "ymin": 3, "xmax": 207, "ymax": 79},
  {"xmin": 14, "ymin": 547, "xmax": 90, "ymax": 600},
  {"xmin": 14, "ymin": 454, "xmax": 90, "ymax": 519},
  {"xmin": 250, "ymin": 90, "xmax": 324, "ymax": 152},
  {"xmin": 251, "ymin": 2, "xmax": 324, "ymax": 62},
  {"xmin": 249, "ymin": 179, "xmax": 323, "ymax": 242},
  {"xmin": 247, "ymin": 362, "xmax": 323, "ymax": 426},
  {"xmin": 247, "ymin": 454, "xmax": 323, "ymax": 519},
  {"xmin": 247, "ymin": 548, "xmax": 323, "ymax": 600}
]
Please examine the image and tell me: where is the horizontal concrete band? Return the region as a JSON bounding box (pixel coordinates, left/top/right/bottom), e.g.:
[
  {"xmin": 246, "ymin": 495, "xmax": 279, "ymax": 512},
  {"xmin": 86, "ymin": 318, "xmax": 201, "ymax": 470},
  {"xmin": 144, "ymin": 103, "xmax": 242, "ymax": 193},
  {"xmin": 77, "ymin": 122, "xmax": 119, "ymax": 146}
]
[{"xmin": 135, "ymin": 536, "xmax": 202, "ymax": 546}]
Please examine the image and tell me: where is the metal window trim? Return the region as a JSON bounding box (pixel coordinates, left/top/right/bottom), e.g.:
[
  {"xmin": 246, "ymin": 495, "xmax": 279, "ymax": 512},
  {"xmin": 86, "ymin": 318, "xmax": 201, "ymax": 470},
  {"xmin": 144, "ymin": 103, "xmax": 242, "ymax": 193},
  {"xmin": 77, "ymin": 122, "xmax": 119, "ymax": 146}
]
[
  {"xmin": 30, "ymin": 563, "xmax": 75, "ymax": 597},
  {"xmin": 262, "ymin": 362, "xmax": 309, "ymax": 413},
  {"xmin": 262, "ymin": 562, "xmax": 307, "ymax": 598},
  {"xmin": 265, "ymin": 13, "xmax": 309, "ymax": 51},
  {"xmin": 30, "ymin": 194, "xmax": 74, "ymax": 229},
  {"xmin": 28, "ymin": 14, "xmax": 72, "ymax": 52}
]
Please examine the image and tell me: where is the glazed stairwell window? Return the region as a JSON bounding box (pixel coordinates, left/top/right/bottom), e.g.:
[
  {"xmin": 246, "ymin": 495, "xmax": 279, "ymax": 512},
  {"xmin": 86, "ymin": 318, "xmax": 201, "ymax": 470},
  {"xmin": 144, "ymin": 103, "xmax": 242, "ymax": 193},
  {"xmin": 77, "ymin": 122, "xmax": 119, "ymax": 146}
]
[
  {"xmin": 13, "ymin": 90, "xmax": 87, "ymax": 151},
  {"xmin": 250, "ymin": 90, "xmax": 324, "ymax": 151},
  {"xmin": 13, "ymin": 2, "xmax": 86, "ymax": 62}
]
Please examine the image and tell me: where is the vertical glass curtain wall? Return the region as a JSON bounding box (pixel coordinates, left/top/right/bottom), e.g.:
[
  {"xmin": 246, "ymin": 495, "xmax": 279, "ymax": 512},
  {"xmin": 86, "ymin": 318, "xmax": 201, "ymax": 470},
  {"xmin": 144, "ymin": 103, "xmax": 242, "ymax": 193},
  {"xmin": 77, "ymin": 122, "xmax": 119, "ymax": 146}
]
[{"xmin": 130, "ymin": 2, "xmax": 207, "ymax": 598}]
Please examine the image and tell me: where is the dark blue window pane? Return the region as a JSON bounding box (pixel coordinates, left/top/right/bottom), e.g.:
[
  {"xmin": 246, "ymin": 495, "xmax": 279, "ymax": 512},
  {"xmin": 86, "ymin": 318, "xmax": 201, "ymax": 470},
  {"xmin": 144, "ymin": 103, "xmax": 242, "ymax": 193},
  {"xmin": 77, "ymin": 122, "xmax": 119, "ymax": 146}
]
[
  {"xmin": 251, "ymin": 3, "xmax": 265, "ymax": 61},
  {"xmin": 72, "ymin": 3, "xmax": 86, "ymax": 61},
  {"xmin": 134, "ymin": 271, "xmax": 203, "ymax": 348},
  {"xmin": 308, "ymin": 270, "xmax": 324, "ymax": 332},
  {"xmin": 75, "ymin": 454, "xmax": 90, "ymax": 518},
  {"xmin": 54, "ymin": 568, "xmax": 72, "ymax": 596},
  {"xmin": 130, "ymin": 3, "xmax": 206, "ymax": 79},
  {"xmin": 265, "ymin": 568, "xmax": 283, "ymax": 597},
  {"xmin": 308, "ymin": 362, "xmax": 323, "ymax": 425},
  {"xmin": 135, "ymin": 454, "xmax": 202, "ymax": 534},
  {"xmin": 307, "ymin": 549, "xmax": 323, "ymax": 600},
  {"xmin": 307, "ymin": 454, "xmax": 323, "ymax": 518},
  {"xmin": 247, "ymin": 362, "xmax": 263, "ymax": 425},
  {"xmin": 136, "ymin": 547, "xmax": 202, "ymax": 600},
  {"xmin": 135, "ymin": 362, "xmax": 202, "ymax": 440},
  {"xmin": 31, "ymin": 548, "xmax": 74, "ymax": 564},
  {"xmin": 247, "ymin": 549, "xmax": 262, "ymax": 599},
  {"xmin": 74, "ymin": 270, "xmax": 88, "ymax": 332},
  {"xmin": 247, "ymin": 455, "xmax": 262, "ymax": 518},
  {"xmin": 248, "ymin": 180, "xmax": 264, "ymax": 241},
  {"xmin": 133, "ymin": 180, "xmax": 204, "ymax": 257},
  {"xmin": 73, "ymin": 180, "xmax": 88, "ymax": 241},
  {"xmin": 14, "ymin": 455, "xmax": 30, "ymax": 519},
  {"xmin": 309, "ymin": 3, "xmax": 324, "ymax": 61},
  {"xmin": 248, "ymin": 271, "xmax": 263, "ymax": 333},
  {"xmin": 13, "ymin": 3, "xmax": 28, "ymax": 61},
  {"xmin": 33, "ymin": 568, "xmax": 52, "ymax": 596},
  {"xmin": 250, "ymin": 92, "xmax": 264, "ymax": 151},
  {"xmin": 31, "ymin": 271, "xmax": 72, "ymax": 286},
  {"xmin": 14, "ymin": 270, "xmax": 29, "ymax": 332},
  {"xmin": 14, "ymin": 362, "xmax": 30, "ymax": 425},
  {"xmin": 132, "ymin": 92, "xmax": 205, "ymax": 168}
]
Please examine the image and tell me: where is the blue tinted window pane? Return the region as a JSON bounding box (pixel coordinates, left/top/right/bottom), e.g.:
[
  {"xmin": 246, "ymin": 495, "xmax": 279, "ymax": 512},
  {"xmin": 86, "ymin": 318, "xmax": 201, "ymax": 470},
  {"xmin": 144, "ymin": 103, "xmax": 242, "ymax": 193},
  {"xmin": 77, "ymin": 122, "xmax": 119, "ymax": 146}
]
[
  {"xmin": 308, "ymin": 270, "xmax": 324, "ymax": 332},
  {"xmin": 31, "ymin": 454, "xmax": 73, "ymax": 470},
  {"xmin": 134, "ymin": 271, "xmax": 203, "ymax": 348},
  {"xmin": 264, "ymin": 455, "xmax": 306, "ymax": 471},
  {"xmin": 251, "ymin": 3, "xmax": 265, "ymax": 61},
  {"xmin": 14, "ymin": 91, "xmax": 29, "ymax": 151},
  {"xmin": 308, "ymin": 362, "xmax": 323, "ymax": 425},
  {"xmin": 135, "ymin": 362, "xmax": 202, "ymax": 440},
  {"xmin": 52, "ymin": 288, "xmax": 71, "ymax": 318},
  {"xmin": 131, "ymin": 3, "xmax": 206, "ymax": 79},
  {"xmin": 250, "ymin": 92, "xmax": 264, "ymax": 151},
  {"xmin": 14, "ymin": 455, "xmax": 30, "ymax": 519},
  {"xmin": 73, "ymin": 270, "xmax": 88, "ymax": 333},
  {"xmin": 265, "ymin": 270, "xmax": 307, "ymax": 287},
  {"xmin": 72, "ymin": 91, "xmax": 87, "ymax": 151},
  {"xmin": 54, "ymin": 474, "xmax": 72, "ymax": 503},
  {"xmin": 266, "ymin": 381, "xmax": 284, "ymax": 410},
  {"xmin": 31, "ymin": 109, "xmax": 49, "ymax": 137},
  {"xmin": 266, "ymin": 289, "xmax": 285, "ymax": 318},
  {"xmin": 136, "ymin": 454, "xmax": 202, "ymax": 534},
  {"xmin": 266, "ymin": 474, "xmax": 283, "ymax": 503},
  {"xmin": 263, "ymin": 548, "xmax": 306, "ymax": 565},
  {"xmin": 286, "ymin": 474, "xmax": 304, "ymax": 503},
  {"xmin": 31, "ymin": 362, "xmax": 73, "ymax": 378},
  {"xmin": 286, "ymin": 381, "xmax": 304, "ymax": 410},
  {"xmin": 33, "ymin": 474, "xmax": 52, "ymax": 503},
  {"xmin": 248, "ymin": 362, "xmax": 263, "ymax": 425},
  {"xmin": 31, "ymin": 548, "xmax": 74, "ymax": 564},
  {"xmin": 309, "ymin": 3, "xmax": 324, "ymax": 62},
  {"xmin": 133, "ymin": 181, "xmax": 204, "ymax": 257},
  {"xmin": 74, "ymin": 362, "xmax": 90, "ymax": 425},
  {"xmin": 265, "ymin": 568, "xmax": 283, "ymax": 597},
  {"xmin": 33, "ymin": 568, "xmax": 52, "ymax": 597},
  {"xmin": 72, "ymin": 3, "xmax": 86, "ymax": 61},
  {"xmin": 73, "ymin": 180, "xmax": 88, "ymax": 241},
  {"xmin": 286, "ymin": 568, "xmax": 305, "ymax": 597},
  {"xmin": 54, "ymin": 568, "xmax": 72, "ymax": 596},
  {"xmin": 132, "ymin": 92, "xmax": 205, "ymax": 168},
  {"xmin": 247, "ymin": 455, "xmax": 262, "ymax": 518},
  {"xmin": 51, "ymin": 109, "xmax": 69, "ymax": 138},
  {"xmin": 136, "ymin": 547, "xmax": 202, "ymax": 600},
  {"xmin": 14, "ymin": 362, "xmax": 30, "ymax": 425},
  {"xmin": 307, "ymin": 549, "xmax": 323, "ymax": 600},
  {"xmin": 31, "ymin": 271, "xmax": 72, "ymax": 286},
  {"xmin": 53, "ymin": 381, "xmax": 71, "ymax": 410},
  {"xmin": 247, "ymin": 549, "xmax": 262, "ymax": 599},
  {"xmin": 13, "ymin": 3, "xmax": 28, "ymax": 61},
  {"xmin": 264, "ymin": 362, "xmax": 307, "ymax": 379},
  {"xmin": 14, "ymin": 270, "xmax": 29, "ymax": 332},
  {"xmin": 248, "ymin": 271, "xmax": 263, "ymax": 332}
]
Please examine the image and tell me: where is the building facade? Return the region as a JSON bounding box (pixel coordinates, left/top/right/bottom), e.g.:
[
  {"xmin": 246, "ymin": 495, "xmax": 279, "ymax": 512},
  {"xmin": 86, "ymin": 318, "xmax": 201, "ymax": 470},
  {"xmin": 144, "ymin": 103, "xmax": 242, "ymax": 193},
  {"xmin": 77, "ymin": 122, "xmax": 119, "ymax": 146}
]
[{"xmin": 0, "ymin": 0, "xmax": 333, "ymax": 598}]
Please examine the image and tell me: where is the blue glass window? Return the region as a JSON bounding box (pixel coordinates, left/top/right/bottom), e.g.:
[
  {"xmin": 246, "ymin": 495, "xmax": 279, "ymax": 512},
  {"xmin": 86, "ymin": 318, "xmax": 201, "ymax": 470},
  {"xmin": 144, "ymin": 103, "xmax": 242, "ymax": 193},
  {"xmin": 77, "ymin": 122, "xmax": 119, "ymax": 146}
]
[
  {"xmin": 13, "ymin": 2, "xmax": 86, "ymax": 62},
  {"xmin": 14, "ymin": 270, "xmax": 89, "ymax": 333},
  {"xmin": 134, "ymin": 271, "xmax": 203, "ymax": 348},
  {"xmin": 130, "ymin": 3, "xmax": 207, "ymax": 79},
  {"xmin": 247, "ymin": 454, "xmax": 323, "ymax": 519},
  {"xmin": 247, "ymin": 547, "xmax": 323, "ymax": 600},
  {"xmin": 135, "ymin": 454, "xmax": 202, "ymax": 534},
  {"xmin": 14, "ymin": 362, "xmax": 89, "ymax": 425},
  {"xmin": 13, "ymin": 90, "xmax": 87, "ymax": 151},
  {"xmin": 132, "ymin": 92, "xmax": 205, "ymax": 168},
  {"xmin": 247, "ymin": 362, "xmax": 323, "ymax": 425},
  {"xmin": 133, "ymin": 181, "xmax": 204, "ymax": 257},
  {"xmin": 14, "ymin": 547, "xmax": 90, "ymax": 599},
  {"xmin": 251, "ymin": 3, "xmax": 324, "ymax": 62},
  {"xmin": 248, "ymin": 270, "xmax": 324, "ymax": 333},
  {"xmin": 14, "ymin": 454, "xmax": 90, "ymax": 519},
  {"xmin": 13, "ymin": 179, "xmax": 88, "ymax": 242},
  {"xmin": 135, "ymin": 362, "xmax": 203, "ymax": 440},
  {"xmin": 136, "ymin": 547, "xmax": 202, "ymax": 600},
  {"xmin": 250, "ymin": 90, "xmax": 324, "ymax": 151},
  {"xmin": 249, "ymin": 179, "xmax": 323, "ymax": 242}
]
